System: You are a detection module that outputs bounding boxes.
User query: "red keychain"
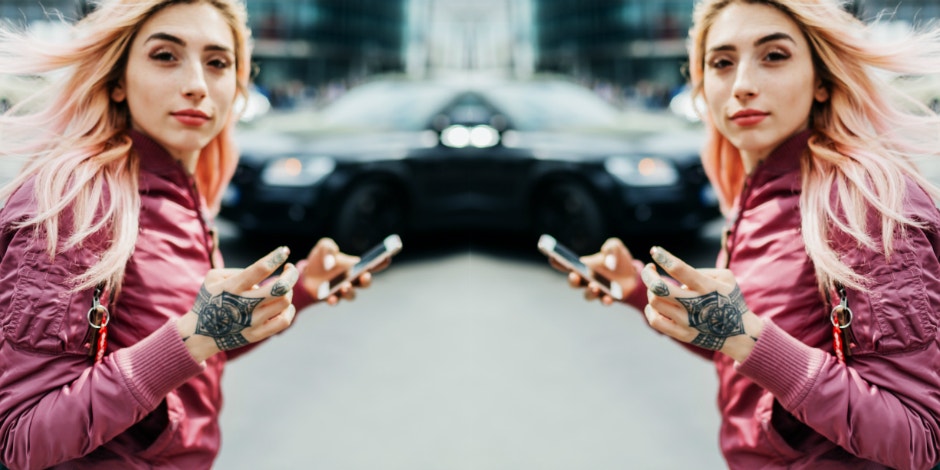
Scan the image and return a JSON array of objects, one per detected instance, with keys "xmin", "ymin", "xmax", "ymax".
[
  {"xmin": 87, "ymin": 286, "xmax": 110, "ymax": 364},
  {"xmin": 829, "ymin": 287, "xmax": 853, "ymax": 364}
]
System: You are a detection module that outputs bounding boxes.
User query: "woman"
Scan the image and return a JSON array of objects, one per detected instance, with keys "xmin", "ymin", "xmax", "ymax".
[
  {"xmin": 0, "ymin": 1, "xmax": 378, "ymax": 468},
  {"xmin": 556, "ymin": 1, "xmax": 940, "ymax": 468}
]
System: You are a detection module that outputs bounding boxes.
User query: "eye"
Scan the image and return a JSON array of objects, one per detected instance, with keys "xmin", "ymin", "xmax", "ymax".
[
  {"xmin": 208, "ymin": 58, "xmax": 231, "ymax": 70},
  {"xmin": 708, "ymin": 58, "xmax": 733, "ymax": 70},
  {"xmin": 150, "ymin": 50, "xmax": 176, "ymax": 62},
  {"xmin": 765, "ymin": 50, "xmax": 791, "ymax": 62}
]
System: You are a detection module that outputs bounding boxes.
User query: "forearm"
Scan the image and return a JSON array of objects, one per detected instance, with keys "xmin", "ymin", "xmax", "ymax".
[
  {"xmin": 0, "ymin": 321, "xmax": 202, "ymax": 469},
  {"xmin": 739, "ymin": 321, "xmax": 940, "ymax": 469}
]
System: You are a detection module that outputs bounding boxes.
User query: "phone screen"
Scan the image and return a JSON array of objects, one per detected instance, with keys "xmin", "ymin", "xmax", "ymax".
[
  {"xmin": 538, "ymin": 234, "xmax": 622, "ymax": 300},
  {"xmin": 317, "ymin": 234, "xmax": 403, "ymax": 300}
]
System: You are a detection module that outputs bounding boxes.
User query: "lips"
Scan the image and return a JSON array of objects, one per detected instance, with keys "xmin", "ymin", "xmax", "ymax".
[
  {"xmin": 730, "ymin": 109, "xmax": 768, "ymax": 126},
  {"xmin": 172, "ymin": 109, "xmax": 210, "ymax": 126}
]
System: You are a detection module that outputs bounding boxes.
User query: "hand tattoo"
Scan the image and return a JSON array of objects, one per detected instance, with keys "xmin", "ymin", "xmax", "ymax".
[
  {"xmin": 677, "ymin": 286, "xmax": 748, "ymax": 351},
  {"xmin": 192, "ymin": 285, "xmax": 262, "ymax": 351}
]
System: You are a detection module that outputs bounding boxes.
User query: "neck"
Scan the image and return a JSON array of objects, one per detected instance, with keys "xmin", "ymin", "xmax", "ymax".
[
  {"xmin": 176, "ymin": 152, "xmax": 199, "ymax": 174},
  {"xmin": 740, "ymin": 150, "xmax": 768, "ymax": 175}
]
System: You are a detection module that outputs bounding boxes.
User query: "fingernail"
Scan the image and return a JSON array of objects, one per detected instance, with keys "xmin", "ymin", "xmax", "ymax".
[
  {"xmin": 604, "ymin": 254, "xmax": 617, "ymax": 271},
  {"xmin": 323, "ymin": 254, "xmax": 336, "ymax": 271},
  {"xmin": 650, "ymin": 246, "xmax": 661, "ymax": 256}
]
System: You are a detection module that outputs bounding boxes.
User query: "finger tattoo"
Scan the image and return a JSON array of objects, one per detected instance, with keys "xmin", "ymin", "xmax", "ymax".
[
  {"xmin": 270, "ymin": 278, "xmax": 290, "ymax": 297},
  {"xmin": 266, "ymin": 249, "xmax": 288, "ymax": 269},
  {"xmin": 650, "ymin": 279, "xmax": 670, "ymax": 297},
  {"xmin": 677, "ymin": 290, "xmax": 747, "ymax": 351},
  {"xmin": 193, "ymin": 286, "xmax": 262, "ymax": 351},
  {"xmin": 652, "ymin": 248, "xmax": 675, "ymax": 269}
]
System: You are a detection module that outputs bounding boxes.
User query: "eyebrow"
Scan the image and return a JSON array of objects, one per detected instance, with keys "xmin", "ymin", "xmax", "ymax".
[
  {"xmin": 707, "ymin": 32, "xmax": 796, "ymax": 53},
  {"xmin": 144, "ymin": 32, "xmax": 233, "ymax": 54}
]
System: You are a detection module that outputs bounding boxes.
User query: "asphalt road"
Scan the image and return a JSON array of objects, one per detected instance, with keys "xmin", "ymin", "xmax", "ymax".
[{"xmin": 213, "ymin": 222, "xmax": 727, "ymax": 469}]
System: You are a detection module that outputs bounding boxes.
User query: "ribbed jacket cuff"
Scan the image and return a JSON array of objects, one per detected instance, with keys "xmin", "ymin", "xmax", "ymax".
[
  {"xmin": 736, "ymin": 320, "xmax": 828, "ymax": 409},
  {"xmin": 113, "ymin": 320, "xmax": 204, "ymax": 410}
]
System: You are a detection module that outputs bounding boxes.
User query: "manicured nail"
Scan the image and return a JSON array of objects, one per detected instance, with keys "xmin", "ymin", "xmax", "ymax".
[
  {"xmin": 323, "ymin": 253, "xmax": 336, "ymax": 271},
  {"xmin": 604, "ymin": 254, "xmax": 617, "ymax": 271}
]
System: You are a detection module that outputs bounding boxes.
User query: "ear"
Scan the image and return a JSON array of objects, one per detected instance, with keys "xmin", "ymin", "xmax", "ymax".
[
  {"xmin": 111, "ymin": 80, "xmax": 126, "ymax": 103},
  {"xmin": 813, "ymin": 79, "xmax": 829, "ymax": 103}
]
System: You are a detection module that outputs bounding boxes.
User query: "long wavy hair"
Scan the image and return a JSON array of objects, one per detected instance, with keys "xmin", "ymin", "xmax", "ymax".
[
  {"xmin": 0, "ymin": 0, "xmax": 252, "ymax": 293},
  {"xmin": 688, "ymin": 0, "xmax": 940, "ymax": 291}
]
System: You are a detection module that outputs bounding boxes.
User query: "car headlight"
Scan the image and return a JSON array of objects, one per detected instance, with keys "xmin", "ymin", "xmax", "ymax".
[
  {"xmin": 261, "ymin": 156, "xmax": 336, "ymax": 187},
  {"xmin": 604, "ymin": 156, "xmax": 679, "ymax": 187}
]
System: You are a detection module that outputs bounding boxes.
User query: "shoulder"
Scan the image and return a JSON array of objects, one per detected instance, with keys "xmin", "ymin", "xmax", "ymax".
[
  {"xmin": 901, "ymin": 176, "xmax": 940, "ymax": 227},
  {"xmin": 0, "ymin": 176, "xmax": 39, "ymax": 224}
]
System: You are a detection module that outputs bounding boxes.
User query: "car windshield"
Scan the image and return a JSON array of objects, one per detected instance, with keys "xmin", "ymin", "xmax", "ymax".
[
  {"xmin": 317, "ymin": 80, "xmax": 458, "ymax": 131},
  {"xmin": 481, "ymin": 80, "xmax": 622, "ymax": 131}
]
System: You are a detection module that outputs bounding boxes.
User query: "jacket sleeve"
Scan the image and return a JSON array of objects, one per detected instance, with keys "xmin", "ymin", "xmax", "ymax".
[
  {"xmin": 0, "ymin": 222, "xmax": 204, "ymax": 469},
  {"xmin": 737, "ymin": 212, "xmax": 940, "ymax": 469}
]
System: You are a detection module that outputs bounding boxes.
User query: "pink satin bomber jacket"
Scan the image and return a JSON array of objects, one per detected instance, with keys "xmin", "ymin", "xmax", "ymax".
[
  {"xmin": 0, "ymin": 131, "xmax": 315, "ymax": 469},
  {"xmin": 625, "ymin": 130, "xmax": 940, "ymax": 469}
]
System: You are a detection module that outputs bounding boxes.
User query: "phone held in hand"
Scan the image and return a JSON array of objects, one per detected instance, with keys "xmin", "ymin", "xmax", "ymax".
[
  {"xmin": 317, "ymin": 234, "xmax": 403, "ymax": 300},
  {"xmin": 537, "ymin": 234, "xmax": 623, "ymax": 300}
]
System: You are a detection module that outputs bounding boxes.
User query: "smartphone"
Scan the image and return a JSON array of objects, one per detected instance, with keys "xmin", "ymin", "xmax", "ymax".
[
  {"xmin": 317, "ymin": 234, "xmax": 403, "ymax": 300},
  {"xmin": 537, "ymin": 234, "xmax": 623, "ymax": 300}
]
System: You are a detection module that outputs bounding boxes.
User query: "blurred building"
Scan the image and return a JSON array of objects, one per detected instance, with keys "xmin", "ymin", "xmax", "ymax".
[
  {"xmin": 246, "ymin": 0, "xmax": 407, "ymax": 108},
  {"xmin": 1, "ymin": 0, "xmax": 938, "ymax": 109},
  {"xmin": 533, "ymin": 0, "xmax": 940, "ymax": 109},
  {"xmin": 536, "ymin": 0, "xmax": 692, "ymax": 107},
  {"xmin": 406, "ymin": 0, "xmax": 535, "ymax": 79},
  {"xmin": 853, "ymin": 0, "xmax": 940, "ymax": 23}
]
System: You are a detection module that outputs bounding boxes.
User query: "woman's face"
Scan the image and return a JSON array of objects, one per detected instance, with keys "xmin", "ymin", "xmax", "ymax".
[
  {"xmin": 701, "ymin": 2, "xmax": 828, "ymax": 170},
  {"xmin": 113, "ymin": 2, "xmax": 237, "ymax": 170}
]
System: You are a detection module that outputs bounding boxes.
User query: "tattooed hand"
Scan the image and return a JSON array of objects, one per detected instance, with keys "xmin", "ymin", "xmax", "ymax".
[
  {"xmin": 642, "ymin": 246, "xmax": 763, "ymax": 362},
  {"xmin": 177, "ymin": 246, "xmax": 300, "ymax": 362}
]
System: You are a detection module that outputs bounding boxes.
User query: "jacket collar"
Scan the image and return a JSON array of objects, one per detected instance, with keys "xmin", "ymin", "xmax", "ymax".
[
  {"xmin": 748, "ymin": 128, "xmax": 812, "ymax": 186},
  {"xmin": 128, "ymin": 130, "xmax": 191, "ymax": 183}
]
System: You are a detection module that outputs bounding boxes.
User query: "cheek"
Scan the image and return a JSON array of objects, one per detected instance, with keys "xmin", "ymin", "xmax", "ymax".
[
  {"xmin": 214, "ymin": 80, "xmax": 238, "ymax": 115},
  {"xmin": 702, "ymin": 83, "xmax": 725, "ymax": 123}
]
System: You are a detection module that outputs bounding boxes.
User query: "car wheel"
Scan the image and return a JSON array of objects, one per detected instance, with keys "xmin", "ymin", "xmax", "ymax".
[
  {"xmin": 331, "ymin": 181, "xmax": 406, "ymax": 254},
  {"xmin": 532, "ymin": 181, "xmax": 606, "ymax": 255}
]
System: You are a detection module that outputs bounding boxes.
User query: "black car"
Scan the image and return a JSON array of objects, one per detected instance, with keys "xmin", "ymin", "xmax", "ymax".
[{"xmin": 221, "ymin": 75, "xmax": 718, "ymax": 254}]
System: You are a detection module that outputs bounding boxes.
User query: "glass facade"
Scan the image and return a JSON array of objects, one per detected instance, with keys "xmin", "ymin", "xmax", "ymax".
[
  {"xmin": 855, "ymin": 0, "xmax": 940, "ymax": 25},
  {"xmin": 246, "ymin": 0, "xmax": 407, "ymax": 106},
  {"xmin": 0, "ymin": 0, "xmax": 86, "ymax": 25},
  {"xmin": 533, "ymin": 0, "xmax": 940, "ymax": 108},
  {"xmin": 1, "ymin": 0, "xmax": 938, "ymax": 110},
  {"xmin": 535, "ymin": 0, "xmax": 694, "ymax": 107}
]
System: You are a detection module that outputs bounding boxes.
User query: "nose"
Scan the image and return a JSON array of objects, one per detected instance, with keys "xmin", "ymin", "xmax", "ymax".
[
  {"xmin": 732, "ymin": 62, "xmax": 758, "ymax": 101},
  {"xmin": 181, "ymin": 61, "xmax": 208, "ymax": 100}
]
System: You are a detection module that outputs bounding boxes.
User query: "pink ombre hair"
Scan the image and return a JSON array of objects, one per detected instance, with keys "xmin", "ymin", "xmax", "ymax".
[
  {"xmin": 0, "ymin": 0, "xmax": 252, "ymax": 293},
  {"xmin": 688, "ymin": 0, "xmax": 940, "ymax": 291}
]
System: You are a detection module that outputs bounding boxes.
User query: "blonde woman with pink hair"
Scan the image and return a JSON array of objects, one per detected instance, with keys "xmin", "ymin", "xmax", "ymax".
[
  {"xmin": 553, "ymin": 0, "xmax": 940, "ymax": 468},
  {"xmin": 0, "ymin": 1, "xmax": 380, "ymax": 468}
]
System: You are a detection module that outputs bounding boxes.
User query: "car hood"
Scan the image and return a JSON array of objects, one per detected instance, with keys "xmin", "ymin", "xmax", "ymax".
[
  {"xmin": 235, "ymin": 129, "xmax": 437, "ymax": 164},
  {"xmin": 506, "ymin": 127, "xmax": 705, "ymax": 163},
  {"xmin": 234, "ymin": 127, "xmax": 706, "ymax": 164}
]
